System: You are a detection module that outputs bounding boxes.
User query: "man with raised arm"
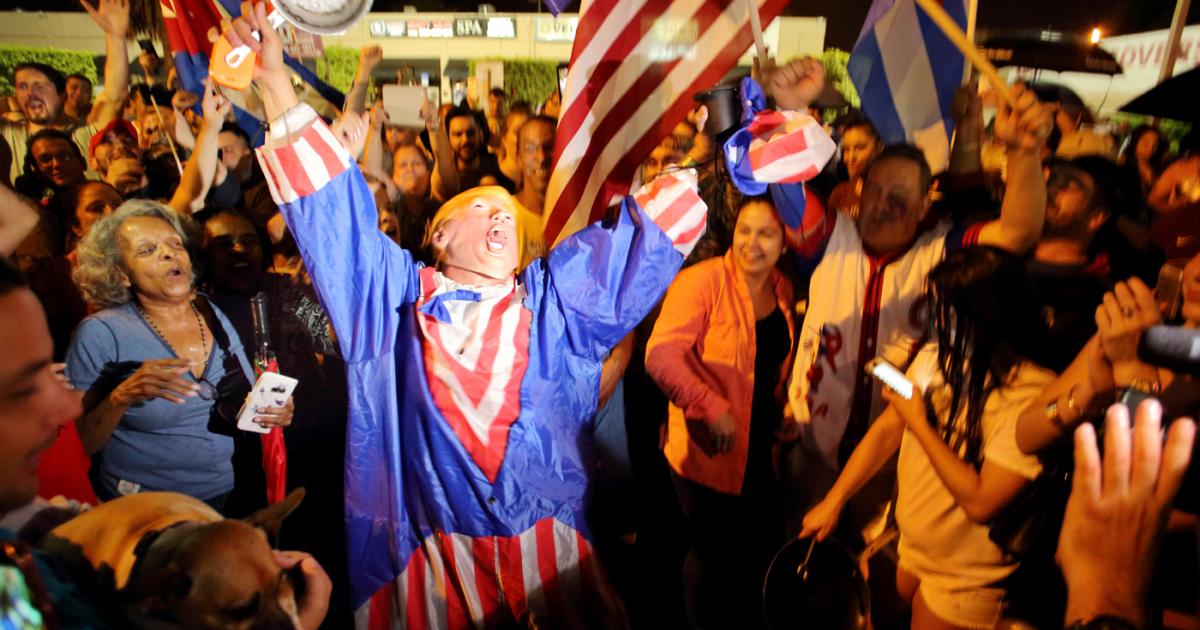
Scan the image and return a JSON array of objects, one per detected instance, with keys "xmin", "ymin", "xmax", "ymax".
[
  {"xmin": 773, "ymin": 60, "xmax": 1053, "ymax": 536},
  {"xmin": 1, "ymin": 0, "xmax": 130, "ymax": 183},
  {"xmin": 223, "ymin": 4, "xmax": 707, "ymax": 625}
]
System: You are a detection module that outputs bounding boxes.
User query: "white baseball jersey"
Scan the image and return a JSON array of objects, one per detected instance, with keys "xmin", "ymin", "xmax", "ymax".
[{"xmin": 788, "ymin": 214, "xmax": 981, "ymax": 467}]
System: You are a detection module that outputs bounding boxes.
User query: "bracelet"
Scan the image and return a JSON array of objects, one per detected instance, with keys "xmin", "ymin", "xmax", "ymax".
[
  {"xmin": 1046, "ymin": 399, "xmax": 1065, "ymax": 430},
  {"xmin": 1065, "ymin": 385, "xmax": 1080, "ymax": 421},
  {"xmin": 1123, "ymin": 378, "xmax": 1161, "ymax": 396}
]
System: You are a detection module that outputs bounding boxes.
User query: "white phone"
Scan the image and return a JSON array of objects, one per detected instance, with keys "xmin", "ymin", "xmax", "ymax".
[
  {"xmin": 382, "ymin": 84, "xmax": 426, "ymax": 128},
  {"xmin": 865, "ymin": 357, "xmax": 914, "ymax": 400},
  {"xmin": 236, "ymin": 371, "xmax": 298, "ymax": 434}
]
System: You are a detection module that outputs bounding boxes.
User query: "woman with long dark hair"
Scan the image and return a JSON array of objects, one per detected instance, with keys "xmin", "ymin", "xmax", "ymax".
[{"xmin": 800, "ymin": 246, "xmax": 1055, "ymax": 629}]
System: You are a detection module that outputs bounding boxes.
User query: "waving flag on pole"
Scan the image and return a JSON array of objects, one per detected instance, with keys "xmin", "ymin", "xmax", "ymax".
[
  {"xmin": 542, "ymin": 0, "xmax": 789, "ymax": 245},
  {"xmin": 849, "ymin": 0, "xmax": 967, "ymax": 172},
  {"xmin": 160, "ymin": 0, "xmax": 345, "ymax": 146}
]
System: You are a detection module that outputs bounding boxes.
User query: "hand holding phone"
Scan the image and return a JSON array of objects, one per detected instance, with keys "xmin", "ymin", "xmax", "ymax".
[
  {"xmin": 237, "ymin": 371, "xmax": 298, "ymax": 433},
  {"xmin": 866, "ymin": 357, "xmax": 914, "ymax": 400}
]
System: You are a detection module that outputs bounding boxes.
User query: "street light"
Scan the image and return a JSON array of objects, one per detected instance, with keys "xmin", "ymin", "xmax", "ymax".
[{"xmin": 1090, "ymin": 27, "xmax": 1102, "ymax": 44}]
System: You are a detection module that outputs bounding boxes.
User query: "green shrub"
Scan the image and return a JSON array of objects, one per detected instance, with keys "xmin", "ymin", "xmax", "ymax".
[
  {"xmin": 821, "ymin": 47, "xmax": 859, "ymax": 111},
  {"xmin": 0, "ymin": 46, "xmax": 98, "ymax": 95},
  {"xmin": 469, "ymin": 58, "xmax": 558, "ymax": 107},
  {"xmin": 1110, "ymin": 113, "xmax": 1192, "ymax": 155},
  {"xmin": 313, "ymin": 45, "xmax": 362, "ymax": 93}
]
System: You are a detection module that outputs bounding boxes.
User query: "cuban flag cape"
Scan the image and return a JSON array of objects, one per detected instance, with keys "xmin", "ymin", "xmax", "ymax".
[{"xmin": 848, "ymin": 0, "xmax": 968, "ymax": 171}]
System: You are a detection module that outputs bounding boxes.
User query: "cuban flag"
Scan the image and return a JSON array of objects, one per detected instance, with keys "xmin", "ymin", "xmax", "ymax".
[
  {"xmin": 849, "ymin": 0, "xmax": 967, "ymax": 172},
  {"xmin": 160, "ymin": 0, "xmax": 345, "ymax": 147}
]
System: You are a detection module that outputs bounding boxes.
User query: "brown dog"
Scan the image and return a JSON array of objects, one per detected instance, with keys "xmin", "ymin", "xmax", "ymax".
[{"xmin": 42, "ymin": 489, "xmax": 307, "ymax": 629}]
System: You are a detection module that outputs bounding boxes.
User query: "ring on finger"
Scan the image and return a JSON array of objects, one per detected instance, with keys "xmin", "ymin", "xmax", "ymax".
[{"xmin": 1121, "ymin": 305, "xmax": 1135, "ymax": 318}]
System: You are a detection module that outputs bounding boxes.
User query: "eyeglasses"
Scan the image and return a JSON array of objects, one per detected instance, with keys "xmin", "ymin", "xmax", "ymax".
[{"xmin": 195, "ymin": 376, "xmax": 218, "ymax": 401}]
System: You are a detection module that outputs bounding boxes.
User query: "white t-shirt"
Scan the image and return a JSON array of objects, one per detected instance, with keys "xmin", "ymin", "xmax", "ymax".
[{"xmin": 895, "ymin": 345, "xmax": 1053, "ymax": 592}]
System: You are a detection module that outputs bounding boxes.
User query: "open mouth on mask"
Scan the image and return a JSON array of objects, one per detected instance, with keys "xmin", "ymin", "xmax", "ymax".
[{"xmin": 486, "ymin": 228, "xmax": 509, "ymax": 253}]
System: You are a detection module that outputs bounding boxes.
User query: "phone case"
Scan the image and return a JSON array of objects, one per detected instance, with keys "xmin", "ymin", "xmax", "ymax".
[{"xmin": 236, "ymin": 371, "xmax": 298, "ymax": 434}]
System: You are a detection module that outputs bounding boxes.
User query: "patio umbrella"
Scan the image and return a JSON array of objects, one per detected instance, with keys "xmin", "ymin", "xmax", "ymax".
[
  {"xmin": 980, "ymin": 30, "xmax": 1123, "ymax": 75},
  {"xmin": 1120, "ymin": 66, "xmax": 1200, "ymax": 123}
]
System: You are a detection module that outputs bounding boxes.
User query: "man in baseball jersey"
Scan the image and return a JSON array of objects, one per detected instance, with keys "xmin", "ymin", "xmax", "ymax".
[{"xmin": 780, "ymin": 68, "xmax": 1053, "ymax": 536}]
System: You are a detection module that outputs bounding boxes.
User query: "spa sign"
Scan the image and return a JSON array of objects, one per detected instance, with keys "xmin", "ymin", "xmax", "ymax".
[{"xmin": 370, "ymin": 17, "xmax": 516, "ymax": 39}]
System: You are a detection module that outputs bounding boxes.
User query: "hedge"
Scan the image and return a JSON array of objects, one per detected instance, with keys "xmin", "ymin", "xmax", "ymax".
[
  {"xmin": 821, "ymin": 47, "xmax": 859, "ymax": 111},
  {"xmin": 469, "ymin": 58, "xmax": 558, "ymax": 107},
  {"xmin": 0, "ymin": 46, "xmax": 99, "ymax": 95},
  {"xmin": 313, "ymin": 45, "xmax": 362, "ymax": 94}
]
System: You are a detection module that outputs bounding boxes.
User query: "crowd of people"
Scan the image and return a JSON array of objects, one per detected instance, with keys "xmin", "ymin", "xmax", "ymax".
[{"xmin": 1, "ymin": 1, "xmax": 1199, "ymax": 628}]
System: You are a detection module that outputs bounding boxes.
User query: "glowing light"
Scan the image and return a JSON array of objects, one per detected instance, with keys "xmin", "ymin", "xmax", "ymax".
[{"xmin": 1090, "ymin": 27, "xmax": 1102, "ymax": 44}]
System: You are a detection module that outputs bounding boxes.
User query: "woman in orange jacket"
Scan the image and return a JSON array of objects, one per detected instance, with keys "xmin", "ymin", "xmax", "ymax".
[{"xmin": 646, "ymin": 196, "xmax": 797, "ymax": 627}]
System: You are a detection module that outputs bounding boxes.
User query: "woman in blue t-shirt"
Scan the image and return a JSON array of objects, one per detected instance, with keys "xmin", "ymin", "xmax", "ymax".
[{"xmin": 65, "ymin": 200, "xmax": 293, "ymax": 511}]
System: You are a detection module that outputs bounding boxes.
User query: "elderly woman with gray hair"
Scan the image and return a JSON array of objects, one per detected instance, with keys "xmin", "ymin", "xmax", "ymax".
[{"xmin": 65, "ymin": 200, "xmax": 293, "ymax": 511}]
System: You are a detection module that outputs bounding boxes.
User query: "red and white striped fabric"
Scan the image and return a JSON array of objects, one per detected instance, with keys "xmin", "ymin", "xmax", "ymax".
[
  {"xmin": 255, "ymin": 104, "xmax": 352, "ymax": 205},
  {"xmin": 542, "ymin": 0, "xmax": 789, "ymax": 246},
  {"xmin": 743, "ymin": 110, "xmax": 837, "ymax": 184},
  {"xmin": 415, "ymin": 268, "xmax": 531, "ymax": 483},
  {"xmin": 367, "ymin": 518, "xmax": 622, "ymax": 629},
  {"xmin": 631, "ymin": 169, "xmax": 707, "ymax": 257}
]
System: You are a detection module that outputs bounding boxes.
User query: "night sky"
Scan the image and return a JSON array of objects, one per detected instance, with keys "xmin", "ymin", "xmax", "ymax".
[{"xmin": 8, "ymin": 0, "xmax": 1200, "ymax": 50}]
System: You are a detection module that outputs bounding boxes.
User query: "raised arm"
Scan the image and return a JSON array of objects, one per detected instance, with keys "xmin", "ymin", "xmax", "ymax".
[
  {"xmin": 947, "ymin": 79, "xmax": 983, "ymax": 176},
  {"xmin": 229, "ymin": 2, "xmax": 418, "ymax": 362},
  {"xmin": 975, "ymin": 84, "xmax": 1052, "ymax": 253},
  {"xmin": 427, "ymin": 100, "xmax": 460, "ymax": 202},
  {"xmin": 344, "ymin": 45, "xmax": 381, "ymax": 116},
  {"xmin": 80, "ymin": 0, "xmax": 130, "ymax": 127},
  {"xmin": 359, "ymin": 102, "xmax": 396, "ymax": 202},
  {"xmin": 168, "ymin": 79, "xmax": 230, "ymax": 214},
  {"xmin": 537, "ymin": 170, "xmax": 707, "ymax": 361}
]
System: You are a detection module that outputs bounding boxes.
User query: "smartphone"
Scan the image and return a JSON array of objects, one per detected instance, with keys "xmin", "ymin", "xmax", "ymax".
[
  {"xmin": 382, "ymin": 84, "xmax": 426, "ymax": 128},
  {"xmin": 865, "ymin": 357, "xmax": 914, "ymax": 400},
  {"xmin": 236, "ymin": 371, "xmax": 298, "ymax": 434},
  {"xmin": 1156, "ymin": 261, "xmax": 1185, "ymax": 322},
  {"xmin": 557, "ymin": 62, "xmax": 569, "ymax": 96}
]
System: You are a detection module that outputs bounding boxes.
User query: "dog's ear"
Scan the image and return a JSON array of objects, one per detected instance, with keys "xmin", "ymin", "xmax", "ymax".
[
  {"xmin": 244, "ymin": 488, "xmax": 306, "ymax": 538},
  {"xmin": 125, "ymin": 563, "xmax": 193, "ymax": 615}
]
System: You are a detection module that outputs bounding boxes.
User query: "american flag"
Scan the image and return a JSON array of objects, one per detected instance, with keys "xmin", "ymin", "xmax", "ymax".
[{"xmin": 542, "ymin": 0, "xmax": 789, "ymax": 245}]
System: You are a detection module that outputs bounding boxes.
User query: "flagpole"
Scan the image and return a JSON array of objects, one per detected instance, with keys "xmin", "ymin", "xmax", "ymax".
[
  {"xmin": 913, "ymin": 0, "xmax": 1014, "ymax": 107},
  {"xmin": 962, "ymin": 0, "xmax": 978, "ymax": 84},
  {"xmin": 1158, "ymin": 0, "xmax": 1192, "ymax": 83},
  {"xmin": 744, "ymin": 0, "xmax": 768, "ymax": 69}
]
